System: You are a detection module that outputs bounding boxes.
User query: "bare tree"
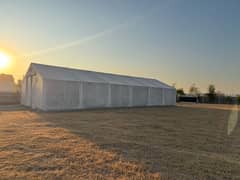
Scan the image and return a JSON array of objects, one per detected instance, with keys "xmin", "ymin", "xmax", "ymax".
[
  {"xmin": 189, "ymin": 84, "xmax": 200, "ymax": 96},
  {"xmin": 208, "ymin": 84, "xmax": 216, "ymax": 95},
  {"xmin": 177, "ymin": 88, "xmax": 185, "ymax": 96},
  {"xmin": 207, "ymin": 84, "xmax": 216, "ymax": 103}
]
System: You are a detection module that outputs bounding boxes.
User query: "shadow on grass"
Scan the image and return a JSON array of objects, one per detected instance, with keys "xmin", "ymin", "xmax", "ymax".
[{"xmin": 39, "ymin": 105, "xmax": 240, "ymax": 179}]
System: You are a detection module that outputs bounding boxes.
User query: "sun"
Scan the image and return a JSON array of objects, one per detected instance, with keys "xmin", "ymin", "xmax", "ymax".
[{"xmin": 0, "ymin": 52, "xmax": 10, "ymax": 69}]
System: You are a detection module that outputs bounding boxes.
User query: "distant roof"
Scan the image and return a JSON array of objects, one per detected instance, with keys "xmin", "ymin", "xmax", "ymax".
[
  {"xmin": 27, "ymin": 63, "xmax": 174, "ymax": 89},
  {"xmin": 0, "ymin": 74, "xmax": 16, "ymax": 93},
  {"xmin": 0, "ymin": 74, "xmax": 14, "ymax": 81}
]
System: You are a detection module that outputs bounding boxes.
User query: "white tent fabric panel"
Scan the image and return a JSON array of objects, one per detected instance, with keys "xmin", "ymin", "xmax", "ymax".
[
  {"xmin": 149, "ymin": 87, "xmax": 163, "ymax": 106},
  {"xmin": 21, "ymin": 73, "xmax": 44, "ymax": 109},
  {"xmin": 21, "ymin": 78, "xmax": 27, "ymax": 105},
  {"xmin": 164, "ymin": 89, "xmax": 176, "ymax": 106},
  {"xmin": 171, "ymin": 89, "xmax": 177, "ymax": 105},
  {"xmin": 132, "ymin": 86, "xmax": 149, "ymax": 106},
  {"xmin": 26, "ymin": 77, "xmax": 32, "ymax": 106},
  {"xmin": 31, "ymin": 76, "xmax": 38, "ymax": 109},
  {"xmin": 82, "ymin": 82, "xmax": 109, "ymax": 108},
  {"xmin": 45, "ymin": 80, "xmax": 80, "ymax": 110},
  {"xmin": 110, "ymin": 84, "xmax": 130, "ymax": 107},
  {"xmin": 31, "ymin": 74, "xmax": 43, "ymax": 109},
  {"xmin": 63, "ymin": 81, "xmax": 80, "ymax": 109},
  {"xmin": 41, "ymin": 80, "xmax": 174, "ymax": 110},
  {"xmin": 45, "ymin": 80, "xmax": 65, "ymax": 109}
]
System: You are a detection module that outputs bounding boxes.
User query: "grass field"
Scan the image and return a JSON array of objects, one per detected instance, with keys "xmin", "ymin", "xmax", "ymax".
[{"xmin": 0, "ymin": 103, "xmax": 239, "ymax": 179}]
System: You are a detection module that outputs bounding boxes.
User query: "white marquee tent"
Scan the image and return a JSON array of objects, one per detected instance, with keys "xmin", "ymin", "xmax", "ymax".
[{"xmin": 21, "ymin": 63, "xmax": 176, "ymax": 111}]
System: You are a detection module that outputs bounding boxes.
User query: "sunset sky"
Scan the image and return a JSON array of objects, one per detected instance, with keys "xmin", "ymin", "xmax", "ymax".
[{"xmin": 0, "ymin": 0, "xmax": 239, "ymax": 94}]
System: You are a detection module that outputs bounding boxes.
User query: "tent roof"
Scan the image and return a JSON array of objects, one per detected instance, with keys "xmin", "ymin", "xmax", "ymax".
[{"xmin": 28, "ymin": 63, "xmax": 174, "ymax": 89}]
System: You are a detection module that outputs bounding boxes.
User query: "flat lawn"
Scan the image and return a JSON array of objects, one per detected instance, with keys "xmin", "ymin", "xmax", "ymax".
[{"xmin": 0, "ymin": 104, "xmax": 239, "ymax": 179}]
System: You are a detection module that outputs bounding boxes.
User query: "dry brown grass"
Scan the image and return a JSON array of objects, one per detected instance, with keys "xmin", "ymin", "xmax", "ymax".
[{"xmin": 0, "ymin": 103, "xmax": 239, "ymax": 179}]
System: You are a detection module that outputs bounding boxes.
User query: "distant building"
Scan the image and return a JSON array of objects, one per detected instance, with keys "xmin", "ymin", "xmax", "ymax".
[
  {"xmin": 21, "ymin": 63, "xmax": 176, "ymax": 111},
  {"xmin": 0, "ymin": 74, "xmax": 16, "ymax": 93}
]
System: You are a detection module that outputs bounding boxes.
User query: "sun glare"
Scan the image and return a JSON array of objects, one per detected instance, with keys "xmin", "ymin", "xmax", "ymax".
[{"xmin": 0, "ymin": 52, "xmax": 10, "ymax": 69}]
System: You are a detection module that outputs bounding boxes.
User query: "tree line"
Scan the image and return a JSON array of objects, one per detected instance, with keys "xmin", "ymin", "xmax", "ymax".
[{"xmin": 176, "ymin": 84, "xmax": 240, "ymax": 105}]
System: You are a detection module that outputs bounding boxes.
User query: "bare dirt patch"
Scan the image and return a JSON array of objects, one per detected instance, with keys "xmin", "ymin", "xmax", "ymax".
[{"xmin": 0, "ymin": 104, "xmax": 239, "ymax": 179}]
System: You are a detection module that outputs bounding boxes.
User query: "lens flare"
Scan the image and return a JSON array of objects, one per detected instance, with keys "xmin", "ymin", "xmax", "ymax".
[{"xmin": 227, "ymin": 105, "xmax": 239, "ymax": 135}]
